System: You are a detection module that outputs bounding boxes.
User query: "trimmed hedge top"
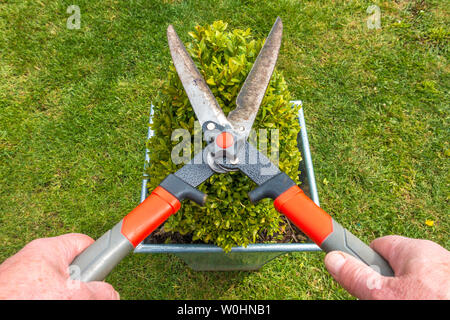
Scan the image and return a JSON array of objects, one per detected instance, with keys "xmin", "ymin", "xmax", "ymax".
[{"xmin": 147, "ymin": 21, "xmax": 302, "ymax": 251}]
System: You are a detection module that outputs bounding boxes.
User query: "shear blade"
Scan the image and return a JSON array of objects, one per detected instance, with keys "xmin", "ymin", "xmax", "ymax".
[
  {"xmin": 167, "ymin": 25, "xmax": 231, "ymax": 130},
  {"xmin": 227, "ymin": 17, "xmax": 283, "ymax": 139}
]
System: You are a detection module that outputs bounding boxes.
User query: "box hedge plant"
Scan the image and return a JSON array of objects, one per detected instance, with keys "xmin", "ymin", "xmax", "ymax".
[{"xmin": 146, "ymin": 21, "xmax": 302, "ymax": 252}]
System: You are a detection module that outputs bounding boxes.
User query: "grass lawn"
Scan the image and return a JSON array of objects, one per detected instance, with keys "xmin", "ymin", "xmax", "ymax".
[{"xmin": 0, "ymin": 0, "xmax": 448, "ymax": 299}]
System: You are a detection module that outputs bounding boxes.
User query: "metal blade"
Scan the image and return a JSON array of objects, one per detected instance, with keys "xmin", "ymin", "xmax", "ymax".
[
  {"xmin": 167, "ymin": 25, "xmax": 230, "ymax": 129},
  {"xmin": 227, "ymin": 17, "xmax": 283, "ymax": 139}
]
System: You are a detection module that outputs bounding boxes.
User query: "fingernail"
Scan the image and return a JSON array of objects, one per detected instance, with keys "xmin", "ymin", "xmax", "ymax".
[{"xmin": 325, "ymin": 252, "xmax": 346, "ymax": 275}]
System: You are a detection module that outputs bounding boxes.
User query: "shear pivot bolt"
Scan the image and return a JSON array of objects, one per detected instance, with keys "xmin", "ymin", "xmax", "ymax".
[
  {"xmin": 207, "ymin": 123, "xmax": 216, "ymax": 130},
  {"xmin": 216, "ymin": 132, "xmax": 234, "ymax": 149}
]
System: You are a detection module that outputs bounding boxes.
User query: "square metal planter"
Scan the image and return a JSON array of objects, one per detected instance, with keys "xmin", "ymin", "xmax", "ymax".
[{"xmin": 134, "ymin": 100, "xmax": 322, "ymax": 271}]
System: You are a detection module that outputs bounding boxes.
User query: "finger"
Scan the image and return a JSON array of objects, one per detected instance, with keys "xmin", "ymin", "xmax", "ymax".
[
  {"xmin": 84, "ymin": 281, "xmax": 120, "ymax": 300},
  {"xmin": 369, "ymin": 235, "xmax": 410, "ymax": 272},
  {"xmin": 373, "ymin": 235, "xmax": 450, "ymax": 257},
  {"xmin": 371, "ymin": 235, "xmax": 450, "ymax": 274},
  {"xmin": 48, "ymin": 233, "xmax": 95, "ymax": 269},
  {"xmin": 324, "ymin": 251, "xmax": 387, "ymax": 300},
  {"xmin": 17, "ymin": 234, "xmax": 94, "ymax": 267},
  {"xmin": 370, "ymin": 235, "xmax": 427, "ymax": 274}
]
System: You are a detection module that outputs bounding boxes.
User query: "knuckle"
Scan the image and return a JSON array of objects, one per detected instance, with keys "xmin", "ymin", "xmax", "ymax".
[{"xmin": 25, "ymin": 238, "xmax": 48, "ymax": 249}]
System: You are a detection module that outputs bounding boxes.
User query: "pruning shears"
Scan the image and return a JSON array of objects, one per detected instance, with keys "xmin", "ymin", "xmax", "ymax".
[{"xmin": 70, "ymin": 17, "xmax": 394, "ymax": 282}]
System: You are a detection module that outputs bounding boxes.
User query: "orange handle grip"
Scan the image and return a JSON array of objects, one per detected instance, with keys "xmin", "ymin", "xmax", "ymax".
[
  {"xmin": 121, "ymin": 186, "xmax": 181, "ymax": 247},
  {"xmin": 274, "ymin": 185, "xmax": 333, "ymax": 246},
  {"xmin": 273, "ymin": 184, "xmax": 394, "ymax": 276}
]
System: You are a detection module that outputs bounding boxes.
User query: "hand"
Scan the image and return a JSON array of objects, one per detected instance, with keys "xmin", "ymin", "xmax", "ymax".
[
  {"xmin": 324, "ymin": 235, "xmax": 450, "ymax": 300},
  {"xmin": 0, "ymin": 233, "xmax": 120, "ymax": 300}
]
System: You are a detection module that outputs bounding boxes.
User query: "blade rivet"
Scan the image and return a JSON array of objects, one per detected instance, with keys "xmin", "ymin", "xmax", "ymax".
[
  {"xmin": 207, "ymin": 123, "xmax": 216, "ymax": 130},
  {"xmin": 239, "ymin": 126, "xmax": 245, "ymax": 131},
  {"xmin": 216, "ymin": 132, "xmax": 234, "ymax": 149}
]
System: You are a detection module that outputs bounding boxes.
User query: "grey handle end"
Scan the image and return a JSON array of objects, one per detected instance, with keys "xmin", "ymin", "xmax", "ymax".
[
  {"xmin": 321, "ymin": 220, "xmax": 394, "ymax": 277},
  {"xmin": 69, "ymin": 221, "xmax": 134, "ymax": 282}
]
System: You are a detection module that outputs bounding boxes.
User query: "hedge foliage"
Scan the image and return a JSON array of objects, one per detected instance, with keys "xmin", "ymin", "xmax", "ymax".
[{"xmin": 147, "ymin": 21, "xmax": 302, "ymax": 251}]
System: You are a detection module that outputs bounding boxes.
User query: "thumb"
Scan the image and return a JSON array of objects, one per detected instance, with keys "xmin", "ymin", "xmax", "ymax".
[
  {"xmin": 324, "ymin": 251, "xmax": 387, "ymax": 300},
  {"xmin": 84, "ymin": 281, "xmax": 120, "ymax": 300}
]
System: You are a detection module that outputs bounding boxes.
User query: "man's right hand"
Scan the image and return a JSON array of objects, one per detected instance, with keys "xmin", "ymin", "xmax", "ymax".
[{"xmin": 324, "ymin": 235, "xmax": 450, "ymax": 300}]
